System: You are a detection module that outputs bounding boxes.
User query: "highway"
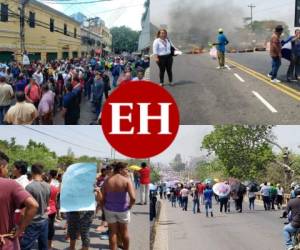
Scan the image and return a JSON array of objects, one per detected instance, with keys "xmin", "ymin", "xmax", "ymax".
[
  {"xmin": 154, "ymin": 198, "xmax": 284, "ymax": 250},
  {"xmin": 150, "ymin": 52, "xmax": 300, "ymax": 124}
]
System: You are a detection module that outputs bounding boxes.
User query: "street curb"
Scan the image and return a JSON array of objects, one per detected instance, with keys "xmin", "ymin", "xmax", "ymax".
[{"xmin": 150, "ymin": 200, "xmax": 162, "ymax": 250}]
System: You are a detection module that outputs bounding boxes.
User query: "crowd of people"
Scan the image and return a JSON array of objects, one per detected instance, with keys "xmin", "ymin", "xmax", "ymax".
[
  {"xmin": 0, "ymin": 54, "xmax": 149, "ymax": 125},
  {"xmin": 156, "ymin": 180, "xmax": 288, "ymax": 217},
  {"xmin": 0, "ymin": 150, "xmax": 151, "ymax": 250}
]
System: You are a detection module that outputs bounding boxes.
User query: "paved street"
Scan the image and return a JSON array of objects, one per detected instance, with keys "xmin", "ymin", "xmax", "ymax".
[
  {"xmin": 33, "ymin": 187, "xmax": 149, "ymax": 250},
  {"xmin": 154, "ymin": 198, "xmax": 284, "ymax": 250},
  {"xmin": 150, "ymin": 52, "xmax": 300, "ymax": 124}
]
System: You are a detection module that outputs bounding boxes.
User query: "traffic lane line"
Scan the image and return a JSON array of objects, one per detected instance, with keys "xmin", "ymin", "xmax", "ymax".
[
  {"xmin": 226, "ymin": 58, "xmax": 300, "ymax": 101},
  {"xmin": 252, "ymin": 91, "xmax": 278, "ymax": 113},
  {"xmin": 234, "ymin": 73, "xmax": 245, "ymax": 83},
  {"xmin": 225, "ymin": 64, "xmax": 231, "ymax": 70}
]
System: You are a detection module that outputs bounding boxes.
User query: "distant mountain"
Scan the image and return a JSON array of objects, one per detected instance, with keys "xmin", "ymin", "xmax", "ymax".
[{"xmin": 70, "ymin": 12, "xmax": 87, "ymax": 24}]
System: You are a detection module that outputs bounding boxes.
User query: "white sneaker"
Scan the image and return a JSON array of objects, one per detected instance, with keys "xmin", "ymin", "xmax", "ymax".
[
  {"xmin": 267, "ymin": 74, "xmax": 272, "ymax": 78},
  {"xmin": 159, "ymin": 83, "xmax": 164, "ymax": 87},
  {"xmin": 287, "ymin": 246, "xmax": 294, "ymax": 250},
  {"xmin": 271, "ymin": 79, "xmax": 281, "ymax": 83},
  {"xmin": 216, "ymin": 66, "xmax": 221, "ymax": 69},
  {"xmin": 169, "ymin": 82, "xmax": 175, "ymax": 86}
]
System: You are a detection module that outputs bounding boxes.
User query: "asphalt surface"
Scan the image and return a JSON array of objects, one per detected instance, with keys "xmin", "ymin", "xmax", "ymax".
[
  {"xmin": 154, "ymin": 198, "xmax": 284, "ymax": 250},
  {"xmin": 150, "ymin": 52, "xmax": 300, "ymax": 124},
  {"xmin": 33, "ymin": 187, "xmax": 149, "ymax": 250}
]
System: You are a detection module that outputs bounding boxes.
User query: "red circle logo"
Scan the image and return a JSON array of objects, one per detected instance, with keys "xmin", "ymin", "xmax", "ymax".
[{"xmin": 101, "ymin": 81, "xmax": 180, "ymax": 158}]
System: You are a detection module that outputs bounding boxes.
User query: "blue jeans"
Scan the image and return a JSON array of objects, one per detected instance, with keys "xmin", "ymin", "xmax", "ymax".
[
  {"xmin": 0, "ymin": 105, "xmax": 10, "ymax": 124},
  {"xmin": 193, "ymin": 199, "xmax": 200, "ymax": 214},
  {"xmin": 20, "ymin": 219, "xmax": 48, "ymax": 250},
  {"xmin": 171, "ymin": 198, "xmax": 176, "ymax": 207},
  {"xmin": 182, "ymin": 197, "xmax": 188, "ymax": 211},
  {"xmin": 205, "ymin": 200, "xmax": 212, "ymax": 216},
  {"xmin": 283, "ymin": 223, "xmax": 299, "ymax": 248},
  {"xmin": 269, "ymin": 57, "xmax": 281, "ymax": 80}
]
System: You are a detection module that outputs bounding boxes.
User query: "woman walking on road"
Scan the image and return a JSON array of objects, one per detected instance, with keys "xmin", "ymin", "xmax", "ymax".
[{"xmin": 153, "ymin": 29, "xmax": 175, "ymax": 87}]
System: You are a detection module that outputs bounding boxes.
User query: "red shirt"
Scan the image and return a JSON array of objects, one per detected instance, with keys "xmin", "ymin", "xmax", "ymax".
[
  {"xmin": 25, "ymin": 83, "xmax": 41, "ymax": 103},
  {"xmin": 197, "ymin": 183, "xmax": 205, "ymax": 194},
  {"xmin": 48, "ymin": 185, "xmax": 59, "ymax": 215},
  {"xmin": 139, "ymin": 166, "xmax": 150, "ymax": 185},
  {"xmin": 0, "ymin": 178, "xmax": 31, "ymax": 250}
]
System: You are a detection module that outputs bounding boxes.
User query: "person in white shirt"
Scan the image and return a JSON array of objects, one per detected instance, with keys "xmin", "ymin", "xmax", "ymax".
[
  {"xmin": 33, "ymin": 67, "xmax": 44, "ymax": 85},
  {"xmin": 180, "ymin": 186, "xmax": 189, "ymax": 211},
  {"xmin": 132, "ymin": 67, "xmax": 145, "ymax": 81},
  {"xmin": 13, "ymin": 160, "xmax": 30, "ymax": 188},
  {"xmin": 276, "ymin": 184, "xmax": 284, "ymax": 209},
  {"xmin": 153, "ymin": 29, "xmax": 174, "ymax": 86}
]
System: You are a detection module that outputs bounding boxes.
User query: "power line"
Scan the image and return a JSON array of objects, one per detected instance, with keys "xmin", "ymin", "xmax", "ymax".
[{"xmin": 21, "ymin": 125, "xmax": 107, "ymax": 155}]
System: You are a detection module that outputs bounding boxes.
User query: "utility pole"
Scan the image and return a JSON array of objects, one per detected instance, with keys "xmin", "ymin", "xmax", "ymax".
[
  {"xmin": 248, "ymin": 4, "xmax": 256, "ymax": 30},
  {"xmin": 19, "ymin": 0, "xmax": 29, "ymax": 54}
]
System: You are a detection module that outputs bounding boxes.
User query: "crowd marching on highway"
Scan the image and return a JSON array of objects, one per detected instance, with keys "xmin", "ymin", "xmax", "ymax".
[
  {"xmin": 151, "ymin": 178, "xmax": 300, "ymax": 250},
  {"xmin": 0, "ymin": 53, "xmax": 149, "ymax": 125},
  {"xmin": 0, "ymin": 151, "xmax": 151, "ymax": 250}
]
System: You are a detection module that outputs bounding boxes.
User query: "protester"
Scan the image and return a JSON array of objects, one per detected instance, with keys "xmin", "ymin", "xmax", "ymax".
[
  {"xmin": 132, "ymin": 67, "xmax": 145, "ymax": 81},
  {"xmin": 5, "ymin": 91, "xmax": 38, "ymax": 125},
  {"xmin": 261, "ymin": 182, "xmax": 271, "ymax": 211},
  {"xmin": 268, "ymin": 25, "xmax": 284, "ymax": 83},
  {"xmin": 270, "ymin": 183, "xmax": 278, "ymax": 210},
  {"xmin": 192, "ymin": 186, "xmax": 200, "ymax": 214},
  {"xmin": 248, "ymin": 187, "xmax": 256, "ymax": 210},
  {"xmin": 13, "ymin": 160, "xmax": 30, "ymax": 188},
  {"xmin": 25, "ymin": 77, "xmax": 41, "ymax": 109},
  {"xmin": 277, "ymin": 184, "xmax": 284, "ymax": 209},
  {"xmin": 138, "ymin": 162, "xmax": 150, "ymax": 205},
  {"xmin": 92, "ymin": 71, "xmax": 104, "ymax": 118},
  {"xmin": 62, "ymin": 83, "xmax": 79, "ymax": 125},
  {"xmin": 213, "ymin": 28, "xmax": 229, "ymax": 69},
  {"xmin": 286, "ymin": 29, "xmax": 300, "ymax": 82},
  {"xmin": 204, "ymin": 185, "xmax": 214, "ymax": 217},
  {"xmin": 153, "ymin": 29, "xmax": 175, "ymax": 86},
  {"xmin": 38, "ymin": 84, "xmax": 55, "ymax": 125},
  {"xmin": 20, "ymin": 163, "xmax": 51, "ymax": 250},
  {"xmin": 0, "ymin": 75, "xmax": 14, "ymax": 124},
  {"xmin": 180, "ymin": 186, "xmax": 189, "ymax": 211},
  {"xmin": 111, "ymin": 57, "xmax": 123, "ymax": 88},
  {"xmin": 101, "ymin": 162, "xmax": 136, "ymax": 250},
  {"xmin": 0, "ymin": 151, "xmax": 38, "ymax": 250},
  {"xmin": 45, "ymin": 172, "xmax": 59, "ymax": 250}
]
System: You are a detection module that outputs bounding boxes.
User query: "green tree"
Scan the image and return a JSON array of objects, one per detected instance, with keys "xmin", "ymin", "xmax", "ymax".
[
  {"xmin": 196, "ymin": 159, "xmax": 227, "ymax": 181},
  {"xmin": 170, "ymin": 154, "xmax": 186, "ymax": 172},
  {"xmin": 202, "ymin": 125, "xmax": 275, "ymax": 180},
  {"xmin": 110, "ymin": 26, "xmax": 140, "ymax": 54},
  {"xmin": 150, "ymin": 166, "xmax": 161, "ymax": 183}
]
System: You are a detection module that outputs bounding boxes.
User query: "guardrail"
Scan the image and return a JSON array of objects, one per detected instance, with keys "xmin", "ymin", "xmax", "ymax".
[{"xmin": 255, "ymin": 193, "xmax": 291, "ymax": 205}]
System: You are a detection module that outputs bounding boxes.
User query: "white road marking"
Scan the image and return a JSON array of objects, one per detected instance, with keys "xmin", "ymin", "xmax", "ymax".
[
  {"xmin": 225, "ymin": 64, "xmax": 231, "ymax": 70},
  {"xmin": 252, "ymin": 91, "xmax": 278, "ymax": 113},
  {"xmin": 234, "ymin": 73, "xmax": 245, "ymax": 82}
]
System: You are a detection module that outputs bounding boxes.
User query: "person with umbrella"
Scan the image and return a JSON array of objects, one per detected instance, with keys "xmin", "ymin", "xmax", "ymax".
[{"xmin": 213, "ymin": 182, "xmax": 231, "ymax": 213}]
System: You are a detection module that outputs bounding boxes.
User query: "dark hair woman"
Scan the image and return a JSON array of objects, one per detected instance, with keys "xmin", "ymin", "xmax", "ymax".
[{"xmin": 153, "ymin": 29, "xmax": 175, "ymax": 86}]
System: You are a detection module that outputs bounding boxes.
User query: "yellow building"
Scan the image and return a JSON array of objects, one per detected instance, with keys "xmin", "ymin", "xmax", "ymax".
[{"xmin": 0, "ymin": 0, "xmax": 81, "ymax": 63}]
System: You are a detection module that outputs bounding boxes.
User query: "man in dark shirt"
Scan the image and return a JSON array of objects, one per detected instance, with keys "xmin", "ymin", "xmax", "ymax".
[
  {"xmin": 20, "ymin": 163, "xmax": 50, "ymax": 250},
  {"xmin": 62, "ymin": 83, "xmax": 80, "ymax": 125},
  {"xmin": 283, "ymin": 188, "xmax": 300, "ymax": 250},
  {"xmin": 0, "ymin": 151, "xmax": 38, "ymax": 250}
]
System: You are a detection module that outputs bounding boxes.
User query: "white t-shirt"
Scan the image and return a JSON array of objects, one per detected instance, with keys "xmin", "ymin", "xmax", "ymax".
[
  {"xmin": 15, "ymin": 174, "xmax": 30, "ymax": 188},
  {"xmin": 153, "ymin": 38, "xmax": 171, "ymax": 56},
  {"xmin": 277, "ymin": 187, "xmax": 284, "ymax": 196},
  {"xmin": 180, "ymin": 188, "xmax": 189, "ymax": 197}
]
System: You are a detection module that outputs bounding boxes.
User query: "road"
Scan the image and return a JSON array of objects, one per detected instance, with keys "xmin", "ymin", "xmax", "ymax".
[
  {"xmin": 150, "ymin": 52, "xmax": 300, "ymax": 124},
  {"xmin": 154, "ymin": 198, "xmax": 284, "ymax": 250},
  {"xmin": 33, "ymin": 187, "xmax": 149, "ymax": 250}
]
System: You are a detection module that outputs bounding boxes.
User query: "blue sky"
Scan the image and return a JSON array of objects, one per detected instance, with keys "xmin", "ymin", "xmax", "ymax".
[
  {"xmin": 39, "ymin": 0, "xmax": 146, "ymax": 30},
  {"xmin": 0, "ymin": 126, "xmax": 299, "ymax": 164}
]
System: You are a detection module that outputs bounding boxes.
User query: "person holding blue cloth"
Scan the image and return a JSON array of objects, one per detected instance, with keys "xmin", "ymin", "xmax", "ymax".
[{"xmin": 213, "ymin": 28, "xmax": 229, "ymax": 69}]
